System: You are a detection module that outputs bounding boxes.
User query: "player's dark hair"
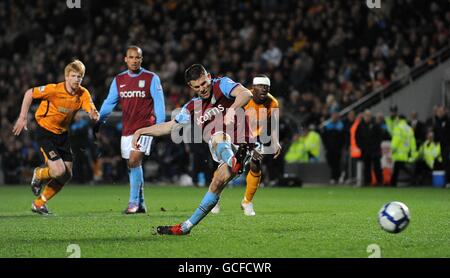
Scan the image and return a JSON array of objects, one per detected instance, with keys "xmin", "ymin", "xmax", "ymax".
[{"xmin": 185, "ymin": 64, "xmax": 207, "ymax": 83}]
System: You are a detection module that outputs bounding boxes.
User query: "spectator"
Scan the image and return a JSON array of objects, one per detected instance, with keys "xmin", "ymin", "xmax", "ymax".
[
  {"xmin": 375, "ymin": 112, "xmax": 391, "ymax": 140},
  {"xmin": 321, "ymin": 111, "xmax": 345, "ymax": 184},
  {"xmin": 355, "ymin": 110, "xmax": 383, "ymax": 186},
  {"xmin": 285, "ymin": 133, "xmax": 309, "ymax": 163},
  {"xmin": 433, "ymin": 106, "xmax": 450, "ymax": 187},
  {"xmin": 303, "ymin": 124, "xmax": 321, "ymax": 162},
  {"xmin": 391, "ymin": 58, "xmax": 411, "ymax": 84},
  {"xmin": 409, "ymin": 111, "xmax": 426, "ymax": 147},
  {"xmin": 390, "ymin": 115, "xmax": 417, "ymax": 186},
  {"xmin": 385, "ymin": 105, "xmax": 399, "ymax": 136},
  {"xmin": 261, "ymin": 41, "xmax": 282, "ymax": 68},
  {"xmin": 415, "ymin": 130, "xmax": 443, "ymax": 185}
]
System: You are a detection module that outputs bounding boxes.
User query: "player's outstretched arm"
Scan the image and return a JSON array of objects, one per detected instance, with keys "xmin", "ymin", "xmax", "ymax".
[
  {"xmin": 12, "ymin": 89, "xmax": 33, "ymax": 136},
  {"xmin": 132, "ymin": 119, "xmax": 177, "ymax": 148},
  {"xmin": 271, "ymin": 108, "xmax": 282, "ymax": 159},
  {"xmin": 230, "ymin": 85, "xmax": 253, "ymax": 108},
  {"xmin": 224, "ymin": 85, "xmax": 253, "ymax": 125}
]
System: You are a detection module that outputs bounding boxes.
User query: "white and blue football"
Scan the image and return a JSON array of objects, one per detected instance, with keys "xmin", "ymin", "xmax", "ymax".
[{"xmin": 378, "ymin": 201, "xmax": 410, "ymax": 233}]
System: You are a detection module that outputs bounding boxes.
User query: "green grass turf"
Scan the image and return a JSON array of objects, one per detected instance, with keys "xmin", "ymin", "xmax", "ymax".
[{"xmin": 0, "ymin": 185, "xmax": 449, "ymax": 258}]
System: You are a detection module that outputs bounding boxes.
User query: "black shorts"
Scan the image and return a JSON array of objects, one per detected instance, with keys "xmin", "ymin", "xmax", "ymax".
[{"xmin": 36, "ymin": 125, "xmax": 73, "ymax": 162}]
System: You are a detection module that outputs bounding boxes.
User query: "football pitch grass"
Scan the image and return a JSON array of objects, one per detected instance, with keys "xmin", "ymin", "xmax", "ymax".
[{"xmin": 0, "ymin": 184, "xmax": 449, "ymax": 258}]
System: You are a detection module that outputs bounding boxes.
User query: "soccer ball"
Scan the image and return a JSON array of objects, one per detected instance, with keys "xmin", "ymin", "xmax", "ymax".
[{"xmin": 378, "ymin": 201, "xmax": 410, "ymax": 233}]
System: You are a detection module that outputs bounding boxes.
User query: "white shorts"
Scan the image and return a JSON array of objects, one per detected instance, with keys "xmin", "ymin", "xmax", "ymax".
[
  {"xmin": 208, "ymin": 132, "xmax": 237, "ymax": 164},
  {"xmin": 121, "ymin": 135, "xmax": 153, "ymax": 159}
]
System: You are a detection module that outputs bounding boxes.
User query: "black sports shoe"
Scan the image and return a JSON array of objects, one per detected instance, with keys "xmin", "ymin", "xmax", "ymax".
[
  {"xmin": 156, "ymin": 224, "xmax": 190, "ymax": 235},
  {"xmin": 31, "ymin": 168, "xmax": 43, "ymax": 196},
  {"xmin": 231, "ymin": 144, "xmax": 253, "ymax": 175},
  {"xmin": 31, "ymin": 202, "xmax": 52, "ymax": 215}
]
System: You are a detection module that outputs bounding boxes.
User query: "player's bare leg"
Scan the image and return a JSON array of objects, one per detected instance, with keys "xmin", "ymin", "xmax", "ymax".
[
  {"xmin": 31, "ymin": 151, "xmax": 53, "ymax": 196},
  {"xmin": 32, "ymin": 160, "xmax": 72, "ymax": 215},
  {"xmin": 31, "ymin": 166, "xmax": 47, "ymax": 196},
  {"xmin": 210, "ymin": 161, "xmax": 236, "ymax": 214},
  {"xmin": 31, "ymin": 164, "xmax": 49, "ymax": 196},
  {"xmin": 125, "ymin": 150, "xmax": 146, "ymax": 214},
  {"xmin": 157, "ymin": 163, "xmax": 232, "ymax": 235},
  {"xmin": 156, "ymin": 141, "xmax": 252, "ymax": 235}
]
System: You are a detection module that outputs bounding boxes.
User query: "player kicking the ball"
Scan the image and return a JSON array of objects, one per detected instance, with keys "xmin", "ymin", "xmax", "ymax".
[
  {"xmin": 211, "ymin": 74, "xmax": 281, "ymax": 216},
  {"xmin": 132, "ymin": 64, "xmax": 253, "ymax": 235},
  {"xmin": 12, "ymin": 60, "xmax": 99, "ymax": 215}
]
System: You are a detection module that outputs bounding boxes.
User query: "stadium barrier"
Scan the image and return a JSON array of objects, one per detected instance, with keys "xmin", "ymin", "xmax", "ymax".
[{"xmin": 285, "ymin": 162, "xmax": 332, "ymax": 185}]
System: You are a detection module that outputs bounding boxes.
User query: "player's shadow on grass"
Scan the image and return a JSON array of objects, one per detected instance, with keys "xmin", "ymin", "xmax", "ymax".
[
  {"xmin": 259, "ymin": 226, "xmax": 310, "ymax": 233},
  {"xmin": 9, "ymin": 235, "xmax": 164, "ymax": 245},
  {"xmin": 0, "ymin": 212, "xmax": 191, "ymax": 221},
  {"xmin": 261, "ymin": 210, "xmax": 327, "ymax": 215},
  {"xmin": 0, "ymin": 214, "xmax": 48, "ymax": 219}
]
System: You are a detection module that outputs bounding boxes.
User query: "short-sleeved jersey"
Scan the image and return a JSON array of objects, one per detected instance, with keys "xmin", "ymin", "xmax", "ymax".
[
  {"xmin": 98, "ymin": 69, "xmax": 165, "ymax": 136},
  {"xmin": 175, "ymin": 77, "xmax": 251, "ymax": 144},
  {"xmin": 32, "ymin": 82, "xmax": 96, "ymax": 134},
  {"xmin": 116, "ymin": 70, "xmax": 163, "ymax": 135},
  {"xmin": 244, "ymin": 92, "xmax": 279, "ymax": 137}
]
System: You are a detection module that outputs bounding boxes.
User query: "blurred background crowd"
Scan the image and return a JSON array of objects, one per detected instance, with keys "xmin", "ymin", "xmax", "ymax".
[{"xmin": 0, "ymin": 0, "xmax": 449, "ymax": 186}]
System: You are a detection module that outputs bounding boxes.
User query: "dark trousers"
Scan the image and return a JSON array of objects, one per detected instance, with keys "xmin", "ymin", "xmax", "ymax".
[
  {"xmin": 391, "ymin": 161, "xmax": 413, "ymax": 186},
  {"xmin": 362, "ymin": 155, "xmax": 382, "ymax": 185},
  {"xmin": 326, "ymin": 151, "xmax": 341, "ymax": 180},
  {"xmin": 442, "ymin": 147, "xmax": 450, "ymax": 184},
  {"xmin": 414, "ymin": 160, "xmax": 433, "ymax": 185}
]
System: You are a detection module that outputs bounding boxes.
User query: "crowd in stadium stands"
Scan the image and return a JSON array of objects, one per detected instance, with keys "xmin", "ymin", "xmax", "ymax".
[{"xmin": 0, "ymin": 0, "xmax": 449, "ymax": 185}]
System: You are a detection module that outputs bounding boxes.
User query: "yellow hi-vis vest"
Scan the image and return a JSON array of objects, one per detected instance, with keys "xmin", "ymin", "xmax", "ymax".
[
  {"xmin": 419, "ymin": 140, "xmax": 442, "ymax": 169},
  {"xmin": 305, "ymin": 131, "xmax": 321, "ymax": 159},
  {"xmin": 391, "ymin": 119, "xmax": 417, "ymax": 162},
  {"xmin": 285, "ymin": 136, "xmax": 309, "ymax": 163}
]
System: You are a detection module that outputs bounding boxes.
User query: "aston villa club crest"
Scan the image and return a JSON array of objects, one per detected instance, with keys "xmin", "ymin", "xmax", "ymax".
[
  {"xmin": 139, "ymin": 80, "xmax": 145, "ymax": 88},
  {"xmin": 211, "ymin": 94, "xmax": 216, "ymax": 105}
]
